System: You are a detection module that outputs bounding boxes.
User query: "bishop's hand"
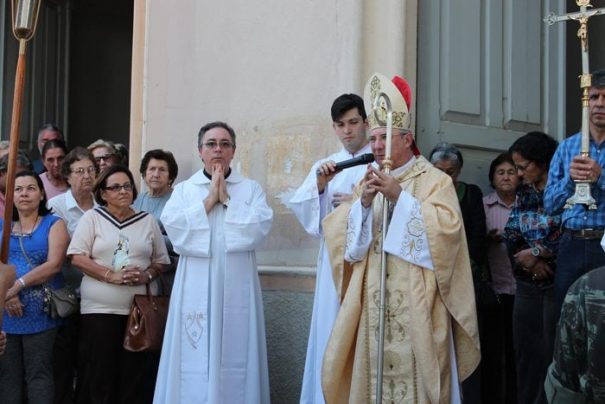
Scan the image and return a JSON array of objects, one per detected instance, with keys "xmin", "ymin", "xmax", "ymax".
[{"xmin": 362, "ymin": 165, "xmax": 402, "ymax": 207}]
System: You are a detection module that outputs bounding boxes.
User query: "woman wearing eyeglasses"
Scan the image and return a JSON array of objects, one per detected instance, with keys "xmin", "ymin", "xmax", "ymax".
[
  {"xmin": 87, "ymin": 139, "xmax": 120, "ymax": 172},
  {"xmin": 67, "ymin": 165, "xmax": 169, "ymax": 404},
  {"xmin": 504, "ymin": 132, "xmax": 561, "ymax": 404},
  {"xmin": 0, "ymin": 171, "xmax": 69, "ymax": 404}
]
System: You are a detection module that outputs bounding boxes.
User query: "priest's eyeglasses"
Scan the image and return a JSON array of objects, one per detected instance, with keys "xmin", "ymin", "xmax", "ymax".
[
  {"xmin": 202, "ymin": 141, "xmax": 234, "ymax": 150},
  {"xmin": 71, "ymin": 166, "xmax": 97, "ymax": 176},
  {"xmin": 104, "ymin": 183, "xmax": 133, "ymax": 192}
]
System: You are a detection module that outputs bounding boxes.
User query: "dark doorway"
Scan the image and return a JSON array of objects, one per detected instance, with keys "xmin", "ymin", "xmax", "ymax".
[{"xmin": 68, "ymin": 0, "xmax": 133, "ymax": 149}]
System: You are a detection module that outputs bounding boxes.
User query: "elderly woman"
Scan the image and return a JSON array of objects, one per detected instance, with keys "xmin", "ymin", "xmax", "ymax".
[
  {"xmin": 483, "ymin": 152, "xmax": 519, "ymax": 403},
  {"xmin": 40, "ymin": 139, "xmax": 69, "ymax": 199},
  {"xmin": 47, "ymin": 146, "xmax": 98, "ymax": 403},
  {"xmin": 0, "ymin": 171, "xmax": 69, "ymax": 403},
  {"xmin": 134, "ymin": 150, "xmax": 179, "ymax": 291},
  {"xmin": 429, "ymin": 142, "xmax": 487, "ymax": 268},
  {"xmin": 504, "ymin": 132, "xmax": 561, "ymax": 404},
  {"xmin": 87, "ymin": 139, "xmax": 120, "ymax": 172},
  {"xmin": 67, "ymin": 165, "xmax": 169, "ymax": 404},
  {"xmin": 429, "ymin": 142, "xmax": 488, "ymax": 404},
  {"xmin": 134, "ymin": 149, "xmax": 178, "ymax": 220}
]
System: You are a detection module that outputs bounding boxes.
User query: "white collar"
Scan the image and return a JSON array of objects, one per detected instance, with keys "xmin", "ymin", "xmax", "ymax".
[
  {"xmin": 190, "ymin": 168, "xmax": 245, "ymax": 185},
  {"xmin": 65, "ymin": 189, "xmax": 97, "ymax": 211}
]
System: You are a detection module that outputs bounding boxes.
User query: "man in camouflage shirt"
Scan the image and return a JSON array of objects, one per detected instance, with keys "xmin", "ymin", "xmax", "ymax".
[{"xmin": 545, "ymin": 266, "xmax": 605, "ymax": 403}]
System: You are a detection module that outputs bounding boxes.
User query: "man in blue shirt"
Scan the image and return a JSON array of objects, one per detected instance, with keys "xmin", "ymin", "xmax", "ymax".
[{"xmin": 544, "ymin": 68, "xmax": 605, "ymax": 318}]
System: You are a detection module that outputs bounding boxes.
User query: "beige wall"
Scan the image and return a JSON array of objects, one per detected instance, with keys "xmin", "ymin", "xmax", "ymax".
[{"xmin": 131, "ymin": 0, "xmax": 418, "ymax": 267}]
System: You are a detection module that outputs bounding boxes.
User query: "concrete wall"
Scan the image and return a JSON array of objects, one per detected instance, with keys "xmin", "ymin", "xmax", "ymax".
[
  {"xmin": 132, "ymin": 0, "xmax": 418, "ymax": 268},
  {"xmin": 130, "ymin": 2, "xmax": 418, "ymax": 399}
]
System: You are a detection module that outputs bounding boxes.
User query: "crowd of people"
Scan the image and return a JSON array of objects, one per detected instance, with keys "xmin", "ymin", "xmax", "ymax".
[{"xmin": 0, "ymin": 68, "xmax": 603, "ymax": 404}]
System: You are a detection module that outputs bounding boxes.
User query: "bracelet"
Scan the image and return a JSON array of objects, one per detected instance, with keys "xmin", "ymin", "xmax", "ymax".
[
  {"xmin": 17, "ymin": 278, "xmax": 26, "ymax": 288},
  {"xmin": 103, "ymin": 269, "xmax": 111, "ymax": 283}
]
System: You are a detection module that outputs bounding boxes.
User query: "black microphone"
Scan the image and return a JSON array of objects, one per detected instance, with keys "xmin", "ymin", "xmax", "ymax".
[{"xmin": 316, "ymin": 153, "xmax": 374, "ymax": 175}]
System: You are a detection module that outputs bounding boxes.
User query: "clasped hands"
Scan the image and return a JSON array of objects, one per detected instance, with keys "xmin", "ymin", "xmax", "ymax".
[
  {"xmin": 360, "ymin": 165, "xmax": 402, "ymax": 208},
  {"xmin": 570, "ymin": 155, "xmax": 601, "ymax": 183},
  {"xmin": 514, "ymin": 248, "xmax": 553, "ymax": 281},
  {"xmin": 204, "ymin": 163, "xmax": 230, "ymax": 212},
  {"xmin": 106, "ymin": 265, "xmax": 150, "ymax": 286}
]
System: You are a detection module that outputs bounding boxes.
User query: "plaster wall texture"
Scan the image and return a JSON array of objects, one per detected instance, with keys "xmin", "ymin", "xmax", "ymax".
[{"xmin": 138, "ymin": 0, "xmax": 417, "ymax": 267}]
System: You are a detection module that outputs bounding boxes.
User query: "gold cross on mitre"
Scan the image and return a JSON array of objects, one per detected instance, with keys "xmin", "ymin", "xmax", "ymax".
[{"xmin": 544, "ymin": 0, "xmax": 605, "ymax": 209}]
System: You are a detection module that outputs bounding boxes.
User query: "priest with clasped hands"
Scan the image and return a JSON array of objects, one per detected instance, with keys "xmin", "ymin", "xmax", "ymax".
[{"xmin": 154, "ymin": 121, "xmax": 273, "ymax": 404}]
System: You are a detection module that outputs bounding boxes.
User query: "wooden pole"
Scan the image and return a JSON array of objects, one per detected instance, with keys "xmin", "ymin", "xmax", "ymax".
[
  {"xmin": 1, "ymin": 39, "xmax": 27, "ymax": 264},
  {"xmin": 0, "ymin": 38, "xmax": 26, "ymax": 331}
]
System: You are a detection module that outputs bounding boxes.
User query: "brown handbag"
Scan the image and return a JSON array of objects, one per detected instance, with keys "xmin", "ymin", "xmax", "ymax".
[{"xmin": 123, "ymin": 277, "xmax": 170, "ymax": 352}]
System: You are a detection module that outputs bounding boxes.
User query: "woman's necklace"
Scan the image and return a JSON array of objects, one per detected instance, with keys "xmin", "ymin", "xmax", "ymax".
[{"xmin": 15, "ymin": 214, "xmax": 40, "ymax": 237}]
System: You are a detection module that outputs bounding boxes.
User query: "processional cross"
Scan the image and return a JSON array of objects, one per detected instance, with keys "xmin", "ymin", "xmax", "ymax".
[{"xmin": 544, "ymin": 0, "xmax": 605, "ymax": 209}]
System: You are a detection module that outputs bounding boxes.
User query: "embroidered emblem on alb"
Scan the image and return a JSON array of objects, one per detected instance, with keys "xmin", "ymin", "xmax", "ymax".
[
  {"xmin": 400, "ymin": 200, "xmax": 425, "ymax": 261},
  {"xmin": 372, "ymin": 288, "xmax": 407, "ymax": 343},
  {"xmin": 346, "ymin": 214, "xmax": 356, "ymax": 252},
  {"xmin": 184, "ymin": 311, "xmax": 204, "ymax": 349}
]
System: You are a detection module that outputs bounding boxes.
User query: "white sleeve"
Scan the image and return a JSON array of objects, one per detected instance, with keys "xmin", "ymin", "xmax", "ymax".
[
  {"xmin": 344, "ymin": 199, "xmax": 373, "ymax": 262},
  {"xmin": 160, "ymin": 183, "xmax": 212, "ymax": 258},
  {"xmin": 223, "ymin": 181, "xmax": 273, "ymax": 252},
  {"xmin": 383, "ymin": 191, "xmax": 434, "ymax": 270},
  {"xmin": 286, "ymin": 162, "xmax": 327, "ymax": 237}
]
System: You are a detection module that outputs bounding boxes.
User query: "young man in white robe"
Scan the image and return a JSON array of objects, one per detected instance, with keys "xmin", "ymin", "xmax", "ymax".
[
  {"xmin": 154, "ymin": 121, "xmax": 273, "ymax": 404},
  {"xmin": 321, "ymin": 73, "xmax": 480, "ymax": 403},
  {"xmin": 287, "ymin": 93, "xmax": 371, "ymax": 404}
]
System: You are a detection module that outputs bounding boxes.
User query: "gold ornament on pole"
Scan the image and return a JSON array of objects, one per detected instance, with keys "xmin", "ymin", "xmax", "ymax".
[
  {"xmin": 364, "ymin": 72, "xmax": 412, "ymax": 403},
  {"xmin": 371, "ymin": 90, "xmax": 392, "ymax": 404},
  {"xmin": 1, "ymin": 0, "xmax": 43, "ymax": 264},
  {"xmin": 544, "ymin": 0, "xmax": 605, "ymax": 209}
]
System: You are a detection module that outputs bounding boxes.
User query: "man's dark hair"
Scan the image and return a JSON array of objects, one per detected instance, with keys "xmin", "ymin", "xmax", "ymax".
[
  {"xmin": 93, "ymin": 164, "xmax": 138, "ymax": 206},
  {"xmin": 509, "ymin": 131, "xmax": 558, "ymax": 170},
  {"xmin": 61, "ymin": 147, "xmax": 97, "ymax": 180},
  {"xmin": 139, "ymin": 149, "xmax": 179, "ymax": 186},
  {"xmin": 12, "ymin": 170, "xmax": 52, "ymax": 220},
  {"xmin": 593, "ymin": 69, "xmax": 605, "ymax": 88},
  {"xmin": 488, "ymin": 152, "xmax": 515, "ymax": 188},
  {"xmin": 331, "ymin": 94, "xmax": 367, "ymax": 122},
  {"xmin": 197, "ymin": 121, "xmax": 236, "ymax": 148},
  {"xmin": 41, "ymin": 139, "xmax": 68, "ymax": 159}
]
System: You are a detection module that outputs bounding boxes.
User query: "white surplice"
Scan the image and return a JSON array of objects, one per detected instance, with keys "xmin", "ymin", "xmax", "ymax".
[
  {"xmin": 154, "ymin": 169, "xmax": 273, "ymax": 404},
  {"xmin": 287, "ymin": 144, "xmax": 371, "ymax": 404}
]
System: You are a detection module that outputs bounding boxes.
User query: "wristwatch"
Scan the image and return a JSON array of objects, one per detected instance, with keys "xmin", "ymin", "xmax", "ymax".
[{"xmin": 531, "ymin": 246, "xmax": 541, "ymax": 257}]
